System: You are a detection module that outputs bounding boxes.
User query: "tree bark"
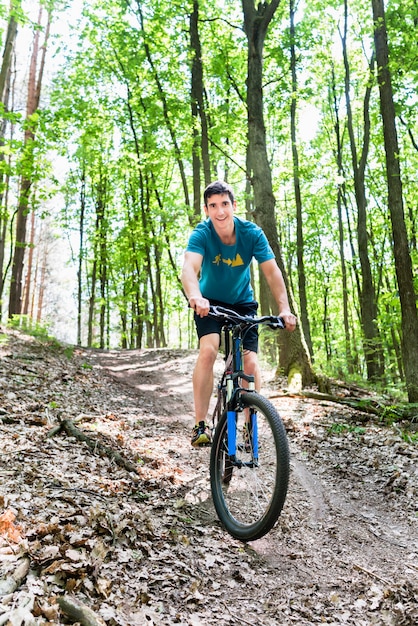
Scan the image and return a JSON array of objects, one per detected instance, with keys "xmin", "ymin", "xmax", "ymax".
[
  {"xmin": 241, "ymin": 0, "xmax": 313, "ymax": 385},
  {"xmin": 134, "ymin": 0, "xmax": 190, "ymax": 216},
  {"xmin": 372, "ymin": 0, "xmax": 418, "ymax": 402},
  {"xmin": 22, "ymin": 207, "xmax": 35, "ymax": 316},
  {"xmin": 190, "ymin": 2, "xmax": 201, "ymax": 220},
  {"xmin": 77, "ymin": 166, "xmax": 86, "ymax": 346}
]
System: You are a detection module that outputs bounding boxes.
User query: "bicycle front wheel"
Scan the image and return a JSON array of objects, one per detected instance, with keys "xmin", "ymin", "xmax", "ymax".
[{"xmin": 210, "ymin": 392, "xmax": 289, "ymax": 541}]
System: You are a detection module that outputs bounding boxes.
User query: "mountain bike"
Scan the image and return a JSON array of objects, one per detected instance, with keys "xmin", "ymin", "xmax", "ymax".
[{"xmin": 207, "ymin": 305, "xmax": 290, "ymax": 542}]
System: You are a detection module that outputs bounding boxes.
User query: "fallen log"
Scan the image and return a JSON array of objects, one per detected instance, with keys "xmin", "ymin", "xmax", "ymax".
[
  {"xmin": 296, "ymin": 390, "xmax": 382, "ymax": 415},
  {"xmin": 57, "ymin": 595, "xmax": 107, "ymax": 626},
  {"xmin": 0, "ymin": 556, "xmax": 30, "ymax": 596},
  {"xmin": 270, "ymin": 390, "xmax": 418, "ymax": 421}
]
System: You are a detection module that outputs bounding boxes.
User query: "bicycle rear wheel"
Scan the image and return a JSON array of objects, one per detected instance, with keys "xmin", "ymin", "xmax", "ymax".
[{"xmin": 210, "ymin": 392, "xmax": 289, "ymax": 541}]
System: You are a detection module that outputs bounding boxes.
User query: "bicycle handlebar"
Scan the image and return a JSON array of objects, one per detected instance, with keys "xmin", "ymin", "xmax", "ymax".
[{"xmin": 208, "ymin": 305, "xmax": 286, "ymax": 329}]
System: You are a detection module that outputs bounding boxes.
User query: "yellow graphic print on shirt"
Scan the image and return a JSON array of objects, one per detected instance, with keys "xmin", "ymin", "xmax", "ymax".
[{"xmin": 212, "ymin": 253, "xmax": 244, "ymax": 267}]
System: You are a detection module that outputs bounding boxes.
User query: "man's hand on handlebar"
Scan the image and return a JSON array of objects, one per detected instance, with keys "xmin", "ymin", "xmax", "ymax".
[
  {"xmin": 279, "ymin": 311, "xmax": 297, "ymax": 332},
  {"xmin": 189, "ymin": 295, "xmax": 210, "ymax": 317}
]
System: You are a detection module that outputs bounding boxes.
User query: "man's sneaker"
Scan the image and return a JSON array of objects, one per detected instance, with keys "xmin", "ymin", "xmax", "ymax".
[{"xmin": 191, "ymin": 421, "xmax": 211, "ymax": 447}]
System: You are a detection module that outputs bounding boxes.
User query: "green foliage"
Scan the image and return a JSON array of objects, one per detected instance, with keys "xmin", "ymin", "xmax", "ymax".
[
  {"xmin": 4, "ymin": 0, "xmax": 412, "ymax": 398},
  {"xmin": 327, "ymin": 423, "xmax": 367, "ymax": 436},
  {"xmin": 8, "ymin": 314, "xmax": 54, "ymax": 340},
  {"xmin": 380, "ymin": 403, "xmax": 418, "ymax": 425},
  {"xmin": 6, "ymin": 316, "xmax": 73, "ymax": 357},
  {"xmin": 399, "ymin": 429, "xmax": 418, "ymax": 445}
]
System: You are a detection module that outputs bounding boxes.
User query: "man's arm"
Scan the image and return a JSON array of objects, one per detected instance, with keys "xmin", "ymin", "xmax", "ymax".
[
  {"xmin": 260, "ymin": 259, "xmax": 297, "ymax": 331},
  {"xmin": 181, "ymin": 251, "xmax": 210, "ymax": 316}
]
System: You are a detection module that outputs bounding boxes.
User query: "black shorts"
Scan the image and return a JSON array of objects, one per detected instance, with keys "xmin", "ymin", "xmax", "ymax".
[{"xmin": 194, "ymin": 299, "xmax": 259, "ymax": 352}]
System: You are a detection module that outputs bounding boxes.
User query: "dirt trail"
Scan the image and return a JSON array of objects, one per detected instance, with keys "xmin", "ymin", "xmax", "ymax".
[
  {"xmin": 93, "ymin": 348, "xmax": 418, "ymax": 626},
  {"xmin": 0, "ymin": 335, "xmax": 417, "ymax": 625}
]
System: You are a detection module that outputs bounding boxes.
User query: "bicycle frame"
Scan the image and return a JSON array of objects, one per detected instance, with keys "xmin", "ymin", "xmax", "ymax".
[
  {"xmin": 207, "ymin": 305, "xmax": 289, "ymax": 541},
  {"xmin": 210, "ymin": 305, "xmax": 284, "ymax": 468},
  {"xmin": 223, "ymin": 323, "xmax": 257, "ymax": 464}
]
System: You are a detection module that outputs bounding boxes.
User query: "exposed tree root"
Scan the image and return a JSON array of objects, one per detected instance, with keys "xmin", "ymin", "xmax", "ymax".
[{"xmin": 47, "ymin": 418, "xmax": 140, "ymax": 476}]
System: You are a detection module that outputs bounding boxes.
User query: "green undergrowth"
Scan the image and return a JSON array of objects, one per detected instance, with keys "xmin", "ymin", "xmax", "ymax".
[{"xmin": 6, "ymin": 315, "xmax": 75, "ymax": 360}]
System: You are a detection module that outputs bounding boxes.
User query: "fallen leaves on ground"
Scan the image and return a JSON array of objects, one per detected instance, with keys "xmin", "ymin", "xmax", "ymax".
[{"xmin": 0, "ymin": 326, "xmax": 417, "ymax": 625}]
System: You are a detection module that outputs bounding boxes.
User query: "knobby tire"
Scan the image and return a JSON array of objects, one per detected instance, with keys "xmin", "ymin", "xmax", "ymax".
[{"xmin": 210, "ymin": 392, "xmax": 289, "ymax": 541}]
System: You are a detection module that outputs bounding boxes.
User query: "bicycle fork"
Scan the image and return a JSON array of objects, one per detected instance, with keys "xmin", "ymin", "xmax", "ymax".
[{"xmin": 226, "ymin": 373, "xmax": 259, "ymax": 467}]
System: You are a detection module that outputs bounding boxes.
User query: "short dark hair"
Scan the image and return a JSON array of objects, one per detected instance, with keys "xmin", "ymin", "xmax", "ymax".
[{"xmin": 203, "ymin": 180, "xmax": 235, "ymax": 206}]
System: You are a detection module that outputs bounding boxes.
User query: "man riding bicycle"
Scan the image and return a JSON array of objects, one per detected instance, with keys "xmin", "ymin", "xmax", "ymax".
[{"xmin": 181, "ymin": 180, "xmax": 297, "ymax": 446}]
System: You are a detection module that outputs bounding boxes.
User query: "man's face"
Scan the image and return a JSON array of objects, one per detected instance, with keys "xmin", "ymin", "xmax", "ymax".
[{"xmin": 204, "ymin": 193, "xmax": 236, "ymax": 227}]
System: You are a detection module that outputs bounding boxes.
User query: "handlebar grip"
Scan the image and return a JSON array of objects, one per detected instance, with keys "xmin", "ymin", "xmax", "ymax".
[{"xmin": 267, "ymin": 317, "xmax": 286, "ymax": 329}]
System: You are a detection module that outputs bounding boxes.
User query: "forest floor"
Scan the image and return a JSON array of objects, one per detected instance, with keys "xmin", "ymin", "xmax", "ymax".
[{"xmin": 0, "ymin": 327, "xmax": 417, "ymax": 626}]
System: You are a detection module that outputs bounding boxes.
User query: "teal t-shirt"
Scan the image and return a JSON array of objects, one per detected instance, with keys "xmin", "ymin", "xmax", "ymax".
[{"xmin": 186, "ymin": 216, "xmax": 275, "ymax": 304}]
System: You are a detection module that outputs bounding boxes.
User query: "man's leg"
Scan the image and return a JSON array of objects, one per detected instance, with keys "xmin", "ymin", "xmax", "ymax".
[
  {"xmin": 192, "ymin": 333, "xmax": 220, "ymax": 424},
  {"xmin": 243, "ymin": 349, "xmax": 261, "ymax": 392}
]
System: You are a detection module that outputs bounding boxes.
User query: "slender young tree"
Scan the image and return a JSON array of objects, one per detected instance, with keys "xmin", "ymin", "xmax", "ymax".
[
  {"xmin": 372, "ymin": 0, "xmax": 418, "ymax": 402},
  {"xmin": 0, "ymin": 0, "xmax": 20, "ymax": 312},
  {"xmin": 134, "ymin": 0, "xmax": 191, "ymax": 216},
  {"xmin": 342, "ymin": 0, "xmax": 384, "ymax": 381},
  {"xmin": 190, "ymin": 1, "xmax": 211, "ymax": 219},
  {"xmin": 329, "ymin": 62, "xmax": 355, "ymax": 374},
  {"xmin": 0, "ymin": 1, "xmax": 19, "ymax": 103},
  {"xmin": 289, "ymin": 0, "xmax": 313, "ymax": 358},
  {"xmin": 77, "ymin": 165, "xmax": 86, "ymax": 346},
  {"xmin": 8, "ymin": 4, "xmax": 51, "ymax": 317}
]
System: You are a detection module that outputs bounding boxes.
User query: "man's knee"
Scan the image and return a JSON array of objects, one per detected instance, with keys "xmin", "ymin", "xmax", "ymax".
[
  {"xmin": 197, "ymin": 335, "xmax": 219, "ymax": 367},
  {"xmin": 243, "ymin": 349, "xmax": 258, "ymax": 373}
]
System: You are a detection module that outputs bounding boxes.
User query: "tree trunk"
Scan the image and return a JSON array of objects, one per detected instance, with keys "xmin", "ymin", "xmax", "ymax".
[
  {"xmin": 0, "ymin": 7, "xmax": 18, "ymax": 103},
  {"xmin": 289, "ymin": 0, "xmax": 313, "ymax": 359},
  {"xmin": 22, "ymin": 207, "xmax": 36, "ymax": 316},
  {"xmin": 8, "ymin": 178, "xmax": 32, "ymax": 316},
  {"xmin": 190, "ymin": 2, "xmax": 211, "ymax": 220},
  {"xmin": 241, "ymin": 0, "xmax": 313, "ymax": 386},
  {"xmin": 190, "ymin": 2, "xmax": 201, "ymax": 221},
  {"xmin": 372, "ymin": 0, "xmax": 418, "ymax": 402},
  {"xmin": 330, "ymin": 63, "xmax": 355, "ymax": 374},
  {"xmin": 77, "ymin": 167, "xmax": 86, "ymax": 346},
  {"xmin": 96, "ymin": 178, "xmax": 107, "ymax": 350},
  {"xmin": 0, "ymin": 7, "xmax": 17, "ymax": 304},
  {"xmin": 8, "ymin": 5, "xmax": 51, "ymax": 317},
  {"xmin": 87, "ymin": 257, "xmax": 97, "ymax": 348},
  {"xmin": 342, "ymin": 0, "xmax": 384, "ymax": 381}
]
